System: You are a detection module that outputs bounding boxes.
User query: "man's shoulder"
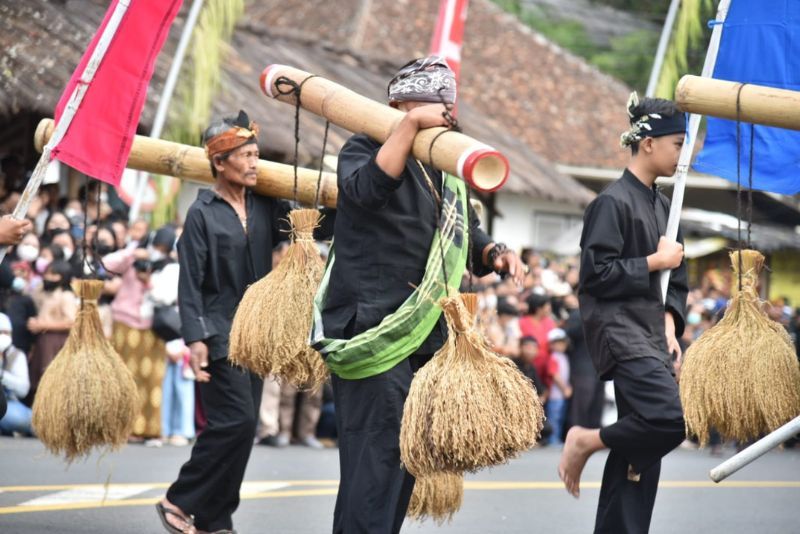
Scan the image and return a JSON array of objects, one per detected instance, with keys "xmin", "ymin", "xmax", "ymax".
[{"xmin": 341, "ymin": 133, "xmax": 380, "ymax": 152}]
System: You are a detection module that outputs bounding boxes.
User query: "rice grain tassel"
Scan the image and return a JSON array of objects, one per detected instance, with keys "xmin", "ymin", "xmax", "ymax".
[
  {"xmin": 31, "ymin": 280, "xmax": 139, "ymax": 462},
  {"xmin": 407, "ymin": 472, "xmax": 464, "ymax": 524},
  {"xmin": 400, "ymin": 293, "xmax": 544, "ymax": 477},
  {"xmin": 229, "ymin": 208, "xmax": 328, "ymax": 389},
  {"xmin": 680, "ymin": 250, "xmax": 800, "ymax": 445}
]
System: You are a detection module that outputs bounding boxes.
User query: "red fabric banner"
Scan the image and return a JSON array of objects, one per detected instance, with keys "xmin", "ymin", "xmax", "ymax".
[
  {"xmin": 53, "ymin": 0, "xmax": 182, "ymax": 186},
  {"xmin": 429, "ymin": 0, "xmax": 469, "ymax": 82}
]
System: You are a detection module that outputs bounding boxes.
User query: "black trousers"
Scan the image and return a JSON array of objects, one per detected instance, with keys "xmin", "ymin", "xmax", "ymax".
[
  {"xmin": 569, "ymin": 374, "xmax": 605, "ymax": 429},
  {"xmin": 595, "ymin": 356, "xmax": 685, "ymax": 534},
  {"xmin": 167, "ymin": 357, "xmax": 263, "ymax": 532},
  {"xmin": 330, "ymin": 354, "xmax": 431, "ymax": 534}
]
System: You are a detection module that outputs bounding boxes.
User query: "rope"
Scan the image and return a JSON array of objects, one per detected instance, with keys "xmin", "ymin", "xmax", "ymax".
[
  {"xmin": 314, "ymin": 120, "xmax": 330, "ymax": 207},
  {"xmin": 423, "ymin": 87, "xmax": 473, "ymax": 294},
  {"xmin": 274, "ymin": 74, "xmax": 317, "ymax": 205},
  {"xmin": 734, "ymin": 83, "xmax": 758, "ymax": 292}
]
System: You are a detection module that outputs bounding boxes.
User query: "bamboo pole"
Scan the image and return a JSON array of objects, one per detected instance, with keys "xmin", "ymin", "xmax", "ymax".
[
  {"xmin": 710, "ymin": 416, "xmax": 800, "ymax": 483},
  {"xmin": 676, "ymin": 75, "xmax": 800, "ymax": 131},
  {"xmin": 34, "ymin": 119, "xmax": 338, "ymax": 208},
  {"xmin": 260, "ymin": 65, "xmax": 509, "ymax": 193}
]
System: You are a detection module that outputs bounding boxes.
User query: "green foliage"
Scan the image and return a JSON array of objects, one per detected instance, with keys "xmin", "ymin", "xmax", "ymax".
[
  {"xmin": 655, "ymin": 0, "xmax": 715, "ymax": 98},
  {"xmin": 151, "ymin": 0, "xmax": 246, "ymax": 227},
  {"xmin": 591, "ymin": 30, "xmax": 660, "ymax": 91},
  {"xmin": 490, "ymin": 0, "xmax": 716, "ymax": 95}
]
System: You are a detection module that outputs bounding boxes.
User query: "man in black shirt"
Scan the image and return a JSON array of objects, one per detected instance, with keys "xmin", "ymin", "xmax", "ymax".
[
  {"xmin": 321, "ymin": 56, "xmax": 525, "ymax": 534},
  {"xmin": 157, "ymin": 111, "xmax": 331, "ymax": 534},
  {"xmin": 558, "ymin": 94, "xmax": 689, "ymax": 534}
]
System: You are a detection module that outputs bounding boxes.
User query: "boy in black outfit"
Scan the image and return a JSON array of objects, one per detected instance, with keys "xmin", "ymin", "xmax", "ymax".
[{"xmin": 558, "ymin": 93, "xmax": 689, "ymax": 534}]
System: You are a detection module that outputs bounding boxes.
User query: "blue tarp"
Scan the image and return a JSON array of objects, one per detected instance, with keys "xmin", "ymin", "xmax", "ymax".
[{"xmin": 692, "ymin": 0, "xmax": 800, "ymax": 195}]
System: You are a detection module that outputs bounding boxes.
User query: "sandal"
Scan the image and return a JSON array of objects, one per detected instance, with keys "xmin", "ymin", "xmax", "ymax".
[{"xmin": 156, "ymin": 502, "xmax": 196, "ymax": 534}]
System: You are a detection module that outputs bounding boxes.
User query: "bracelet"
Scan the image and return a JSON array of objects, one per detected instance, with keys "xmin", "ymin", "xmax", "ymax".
[{"xmin": 487, "ymin": 243, "xmax": 508, "ymax": 269}]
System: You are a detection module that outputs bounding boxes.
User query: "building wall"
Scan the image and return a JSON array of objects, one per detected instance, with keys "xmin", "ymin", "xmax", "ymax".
[{"xmin": 490, "ymin": 192, "xmax": 585, "ymax": 254}]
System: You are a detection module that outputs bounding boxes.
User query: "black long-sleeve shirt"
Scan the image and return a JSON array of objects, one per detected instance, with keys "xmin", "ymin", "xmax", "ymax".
[
  {"xmin": 578, "ymin": 169, "xmax": 688, "ymax": 379},
  {"xmin": 321, "ymin": 134, "xmax": 493, "ymax": 356},
  {"xmin": 178, "ymin": 188, "xmax": 333, "ymax": 360}
]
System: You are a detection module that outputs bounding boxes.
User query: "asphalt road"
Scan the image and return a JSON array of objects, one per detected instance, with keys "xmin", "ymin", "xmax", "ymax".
[{"xmin": 0, "ymin": 437, "xmax": 798, "ymax": 533}]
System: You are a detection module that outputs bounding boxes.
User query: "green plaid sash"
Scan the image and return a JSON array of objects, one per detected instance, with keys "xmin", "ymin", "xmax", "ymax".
[{"xmin": 310, "ymin": 173, "xmax": 468, "ymax": 379}]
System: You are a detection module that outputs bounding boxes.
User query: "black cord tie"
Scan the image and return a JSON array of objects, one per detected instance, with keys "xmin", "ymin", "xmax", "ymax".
[{"xmin": 274, "ymin": 75, "xmax": 317, "ymax": 205}]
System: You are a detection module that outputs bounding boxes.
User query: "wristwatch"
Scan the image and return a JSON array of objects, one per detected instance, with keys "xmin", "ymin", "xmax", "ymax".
[{"xmin": 487, "ymin": 243, "xmax": 508, "ymax": 270}]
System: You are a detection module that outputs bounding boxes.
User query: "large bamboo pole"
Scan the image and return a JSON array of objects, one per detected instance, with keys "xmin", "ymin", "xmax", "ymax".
[
  {"xmin": 34, "ymin": 119, "xmax": 338, "ymax": 208},
  {"xmin": 676, "ymin": 75, "xmax": 800, "ymax": 131},
  {"xmin": 260, "ymin": 65, "xmax": 509, "ymax": 193}
]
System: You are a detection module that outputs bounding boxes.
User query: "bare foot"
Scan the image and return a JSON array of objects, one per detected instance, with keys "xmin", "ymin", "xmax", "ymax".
[
  {"xmin": 158, "ymin": 498, "xmax": 197, "ymax": 534},
  {"xmin": 558, "ymin": 426, "xmax": 600, "ymax": 499}
]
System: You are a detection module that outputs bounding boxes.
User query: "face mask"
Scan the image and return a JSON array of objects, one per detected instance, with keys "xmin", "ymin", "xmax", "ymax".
[
  {"xmin": 11, "ymin": 277, "xmax": 26, "ymax": 293},
  {"xmin": 484, "ymin": 294, "xmax": 498, "ymax": 310},
  {"xmin": 95, "ymin": 243, "xmax": 115, "ymax": 257},
  {"xmin": 148, "ymin": 246, "xmax": 166, "ymax": 263},
  {"xmin": 62, "ymin": 247, "xmax": 74, "ymax": 261},
  {"xmin": 35, "ymin": 258, "xmax": 51, "ymax": 275},
  {"xmin": 17, "ymin": 244, "xmax": 39, "ymax": 262},
  {"xmin": 0, "ymin": 334, "xmax": 11, "ymax": 353},
  {"xmin": 687, "ymin": 312, "xmax": 702, "ymax": 326},
  {"xmin": 65, "ymin": 208, "xmax": 79, "ymax": 219},
  {"xmin": 43, "ymin": 280, "xmax": 61, "ymax": 292},
  {"xmin": 100, "ymin": 192, "xmax": 109, "ymax": 204}
]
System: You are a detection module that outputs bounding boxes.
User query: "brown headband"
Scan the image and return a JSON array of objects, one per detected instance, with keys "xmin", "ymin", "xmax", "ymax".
[{"xmin": 204, "ymin": 122, "xmax": 260, "ymax": 161}]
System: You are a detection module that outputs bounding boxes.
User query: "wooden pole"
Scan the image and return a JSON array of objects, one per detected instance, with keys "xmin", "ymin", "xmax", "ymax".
[
  {"xmin": 260, "ymin": 64, "xmax": 509, "ymax": 193},
  {"xmin": 676, "ymin": 75, "xmax": 800, "ymax": 131},
  {"xmin": 34, "ymin": 119, "xmax": 338, "ymax": 208}
]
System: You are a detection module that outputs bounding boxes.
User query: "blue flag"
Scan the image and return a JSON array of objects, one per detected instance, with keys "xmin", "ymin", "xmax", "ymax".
[{"xmin": 692, "ymin": 0, "xmax": 800, "ymax": 195}]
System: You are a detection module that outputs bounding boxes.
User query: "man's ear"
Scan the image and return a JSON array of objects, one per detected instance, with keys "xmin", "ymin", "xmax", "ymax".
[
  {"xmin": 640, "ymin": 136, "xmax": 654, "ymax": 154},
  {"xmin": 212, "ymin": 156, "xmax": 225, "ymax": 174}
]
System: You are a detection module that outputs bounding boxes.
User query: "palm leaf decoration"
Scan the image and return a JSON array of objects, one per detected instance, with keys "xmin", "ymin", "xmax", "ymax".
[{"xmin": 151, "ymin": 0, "xmax": 246, "ymax": 227}]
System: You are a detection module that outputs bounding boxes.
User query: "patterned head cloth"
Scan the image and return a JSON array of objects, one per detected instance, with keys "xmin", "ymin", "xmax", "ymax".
[
  {"xmin": 203, "ymin": 110, "xmax": 260, "ymax": 160},
  {"xmin": 620, "ymin": 92, "xmax": 686, "ymax": 148},
  {"xmin": 387, "ymin": 56, "xmax": 457, "ymax": 105}
]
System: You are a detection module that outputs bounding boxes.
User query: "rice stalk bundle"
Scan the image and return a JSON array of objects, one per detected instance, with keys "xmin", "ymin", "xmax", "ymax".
[
  {"xmin": 229, "ymin": 208, "xmax": 327, "ymax": 390},
  {"xmin": 680, "ymin": 250, "xmax": 800, "ymax": 445}
]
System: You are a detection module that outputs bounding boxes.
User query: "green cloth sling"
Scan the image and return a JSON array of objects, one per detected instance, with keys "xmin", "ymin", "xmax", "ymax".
[{"xmin": 310, "ymin": 173, "xmax": 469, "ymax": 380}]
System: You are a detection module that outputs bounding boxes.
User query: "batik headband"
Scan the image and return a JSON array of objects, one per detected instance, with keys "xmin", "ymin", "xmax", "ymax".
[
  {"xmin": 387, "ymin": 55, "xmax": 457, "ymax": 105},
  {"xmin": 620, "ymin": 92, "xmax": 686, "ymax": 148},
  {"xmin": 204, "ymin": 110, "xmax": 260, "ymax": 160}
]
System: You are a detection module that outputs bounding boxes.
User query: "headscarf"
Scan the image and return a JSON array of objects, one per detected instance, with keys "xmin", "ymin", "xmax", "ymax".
[
  {"xmin": 387, "ymin": 55, "xmax": 456, "ymax": 105},
  {"xmin": 620, "ymin": 92, "xmax": 686, "ymax": 148},
  {"xmin": 203, "ymin": 110, "xmax": 260, "ymax": 160}
]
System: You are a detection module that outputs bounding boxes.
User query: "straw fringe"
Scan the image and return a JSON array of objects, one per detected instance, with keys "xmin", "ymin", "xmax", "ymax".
[
  {"xmin": 400, "ymin": 293, "xmax": 544, "ymax": 476},
  {"xmin": 229, "ymin": 208, "xmax": 328, "ymax": 390},
  {"xmin": 680, "ymin": 250, "xmax": 800, "ymax": 445},
  {"xmin": 31, "ymin": 280, "xmax": 139, "ymax": 463},
  {"xmin": 407, "ymin": 472, "xmax": 464, "ymax": 524}
]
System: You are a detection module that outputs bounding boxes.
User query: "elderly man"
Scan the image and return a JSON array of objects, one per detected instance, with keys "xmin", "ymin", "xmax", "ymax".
[
  {"xmin": 157, "ymin": 111, "xmax": 332, "ymax": 534},
  {"xmin": 313, "ymin": 56, "xmax": 525, "ymax": 534}
]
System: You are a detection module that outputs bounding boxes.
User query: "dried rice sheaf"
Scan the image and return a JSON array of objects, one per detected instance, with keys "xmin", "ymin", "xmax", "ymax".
[
  {"xmin": 401, "ymin": 293, "xmax": 544, "ymax": 477},
  {"xmin": 32, "ymin": 279, "xmax": 139, "ymax": 462},
  {"xmin": 407, "ymin": 471, "xmax": 464, "ymax": 524},
  {"xmin": 680, "ymin": 250, "xmax": 800, "ymax": 445},
  {"xmin": 229, "ymin": 208, "xmax": 328, "ymax": 390}
]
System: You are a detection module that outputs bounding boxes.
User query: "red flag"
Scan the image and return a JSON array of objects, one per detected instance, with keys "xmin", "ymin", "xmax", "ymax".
[
  {"xmin": 53, "ymin": 0, "xmax": 182, "ymax": 186},
  {"xmin": 429, "ymin": 0, "xmax": 469, "ymax": 82}
]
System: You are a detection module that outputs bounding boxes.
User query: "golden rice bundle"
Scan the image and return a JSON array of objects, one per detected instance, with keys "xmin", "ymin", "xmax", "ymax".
[
  {"xmin": 680, "ymin": 250, "xmax": 800, "ymax": 445},
  {"xmin": 400, "ymin": 293, "xmax": 544, "ymax": 476},
  {"xmin": 229, "ymin": 208, "xmax": 328, "ymax": 389},
  {"xmin": 31, "ymin": 280, "xmax": 138, "ymax": 462},
  {"xmin": 407, "ymin": 472, "xmax": 464, "ymax": 524}
]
